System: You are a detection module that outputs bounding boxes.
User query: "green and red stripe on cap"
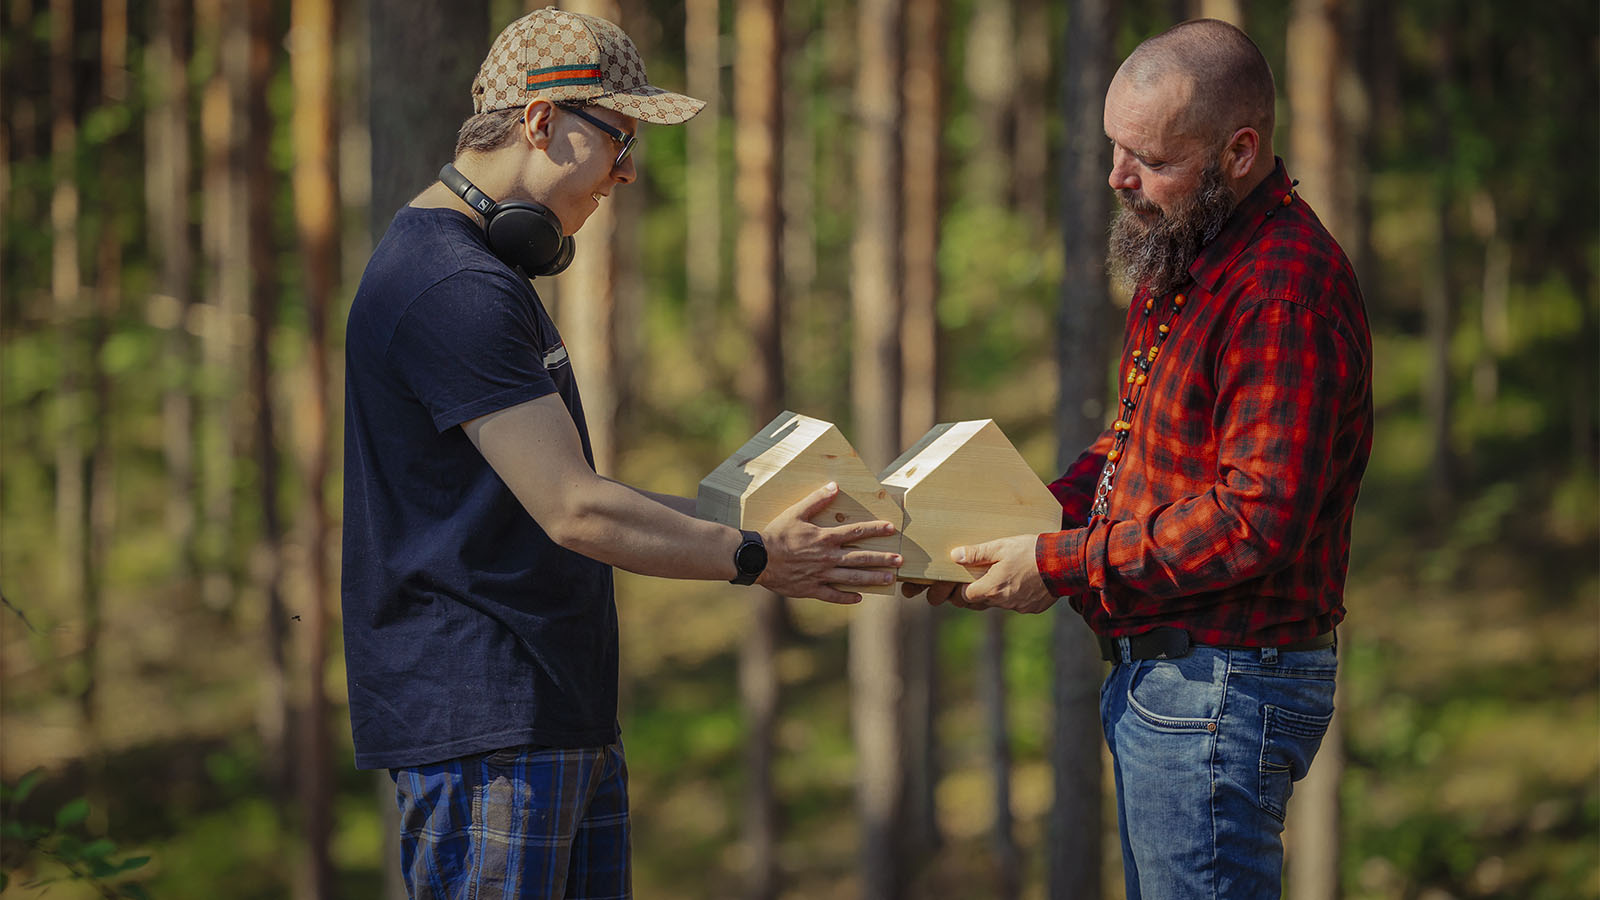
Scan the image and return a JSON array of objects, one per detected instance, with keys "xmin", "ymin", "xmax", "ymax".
[{"xmin": 525, "ymin": 64, "xmax": 602, "ymax": 91}]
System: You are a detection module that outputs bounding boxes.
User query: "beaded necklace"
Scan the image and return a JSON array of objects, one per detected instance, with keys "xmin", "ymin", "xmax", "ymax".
[{"xmin": 1088, "ymin": 182, "xmax": 1299, "ymax": 523}]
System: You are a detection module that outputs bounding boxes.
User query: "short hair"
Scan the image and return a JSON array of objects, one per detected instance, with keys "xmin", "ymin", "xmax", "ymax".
[
  {"xmin": 454, "ymin": 106, "xmax": 525, "ymax": 157},
  {"xmin": 1119, "ymin": 19, "xmax": 1275, "ymax": 147}
]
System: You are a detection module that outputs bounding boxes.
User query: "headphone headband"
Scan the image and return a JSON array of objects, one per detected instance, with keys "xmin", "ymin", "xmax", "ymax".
[{"xmin": 439, "ymin": 163, "xmax": 497, "ymax": 217}]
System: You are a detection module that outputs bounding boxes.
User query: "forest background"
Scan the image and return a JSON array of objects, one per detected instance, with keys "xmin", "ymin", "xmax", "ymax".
[{"xmin": 1, "ymin": 0, "xmax": 1596, "ymax": 898}]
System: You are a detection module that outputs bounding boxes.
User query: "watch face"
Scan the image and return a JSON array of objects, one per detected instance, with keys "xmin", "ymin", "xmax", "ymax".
[{"xmin": 736, "ymin": 540, "xmax": 768, "ymax": 575}]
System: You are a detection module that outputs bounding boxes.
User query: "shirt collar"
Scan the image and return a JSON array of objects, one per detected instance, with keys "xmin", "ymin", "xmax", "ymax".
[{"xmin": 1186, "ymin": 158, "xmax": 1294, "ymax": 295}]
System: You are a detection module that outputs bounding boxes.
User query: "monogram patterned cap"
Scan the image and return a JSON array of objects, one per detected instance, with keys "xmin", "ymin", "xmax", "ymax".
[{"xmin": 471, "ymin": 7, "xmax": 705, "ymax": 125}]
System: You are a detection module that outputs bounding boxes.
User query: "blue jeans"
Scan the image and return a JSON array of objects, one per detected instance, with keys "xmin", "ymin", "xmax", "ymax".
[{"xmin": 1101, "ymin": 640, "xmax": 1337, "ymax": 899}]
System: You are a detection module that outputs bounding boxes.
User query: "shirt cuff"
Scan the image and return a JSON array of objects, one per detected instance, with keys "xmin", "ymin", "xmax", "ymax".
[{"xmin": 1036, "ymin": 528, "xmax": 1089, "ymax": 597}]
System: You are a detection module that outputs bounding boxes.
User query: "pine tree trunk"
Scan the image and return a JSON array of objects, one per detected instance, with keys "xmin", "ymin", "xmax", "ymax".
[
  {"xmin": 49, "ymin": 0, "xmax": 88, "ymax": 744},
  {"xmin": 980, "ymin": 612, "xmax": 1020, "ymax": 899},
  {"xmin": 197, "ymin": 0, "xmax": 249, "ymax": 612},
  {"xmin": 1284, "ymin": 3, "xmax": 1349, "ymax": 897},
  {"xmin": 148, "ymin": 0, "xmax": 199, "ymax": 605},
  {"xmin": 898, "ymin": 0, "xmax": 945, "ymax": 876},
  {"xmin": 291, "ymin": 0, "xmax": 340, "ymax": 894},
  {"xmin": 1422, "ymin": 22, "xmax": 1456, "ymax": 517},
  {"xmin": 963, "ymin": 0, "xmax": 1016, "ymax": 204},
  {"xmin": 1012, "ymin": 0, "xmax": 1051, "ymax": 229},
  {"xmin": 1051, "ymin": 0, "xmax": 1115, "ymax": 896},
  {"xmin": 85, "ymin": 0, "xmax": 132, "ymax": 776},
  {"xmin": 849, "ymin": 0, "xmax": 905, "ymax": 896},
  {"xmin": 1190, "ymin": 0, "xmax": 1244, "ymax": 23},
  {"xmin": 733, "ymin": 0, "xmax": 785, "ymax": 894},
  {"xmin": 244, "ymin": 0, "xmax": 291, "ymax": 812},
  {"xmin": 685, "ymin": 0, "xmax": 722, "ymax": 335}
]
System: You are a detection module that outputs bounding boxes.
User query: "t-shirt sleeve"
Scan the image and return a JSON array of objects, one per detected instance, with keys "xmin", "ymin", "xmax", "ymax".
[{"xmin": 387, "ymin": 270, "xmax": 558, "ymax": 432}]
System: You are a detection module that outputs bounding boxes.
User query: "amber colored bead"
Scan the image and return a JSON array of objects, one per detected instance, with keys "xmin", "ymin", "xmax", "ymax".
[
  {"xmin": 1145, "ymin": 298, "xmax": 1155, "ymax": 312},
  {"xmin": 1148, "ymin": 346, "xmax": 1160, "ymax": 359},
  {"xmin": 1107, "ymin": 448, "xmax": 1121, "ymax": 462},
  {"xmin": 1158, "ymin": 323, "xmax": 1170, "ymax": 335},
  {"xmin": 1127, "ymin": 369, "xmax": 1138, "ymax": 384},
  {"xmin": 1281, "ymin": 193, "xmax": 1293, "ymax": 206},
  {"xmin": 1132, "ymin": 349, "xmax": 1143, "ymax": 358},
  {"xmin": 1174, "ymin": 293, "xmax": 1187, "ymax": 308},
  {"xmin": 1136, "ymin": 373, "xmax": 1148, "ymax": 385},
  {"xmin": 1113, "ymin": 419, "xmax": 1130, "ymax": 431}
]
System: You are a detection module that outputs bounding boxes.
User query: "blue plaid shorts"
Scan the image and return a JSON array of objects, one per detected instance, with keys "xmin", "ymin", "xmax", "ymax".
[{"xmin": 391, "ymin": 743, "xmax": 631, "ymax": 900}]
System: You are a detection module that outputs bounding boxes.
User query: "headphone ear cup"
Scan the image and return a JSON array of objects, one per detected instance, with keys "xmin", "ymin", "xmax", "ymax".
[
  {"xmin": 541, "ymin": 236, "xmax": 576, "ymax": 277},
  {"xmin": 484, "ymin": 201, "xmax": 567, "ymax": 276}
]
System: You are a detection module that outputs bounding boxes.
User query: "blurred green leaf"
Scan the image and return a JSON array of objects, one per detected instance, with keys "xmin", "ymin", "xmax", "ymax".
[{"xmin": 54, "ymin": 797, "xmax": 90, "ymax": 829}]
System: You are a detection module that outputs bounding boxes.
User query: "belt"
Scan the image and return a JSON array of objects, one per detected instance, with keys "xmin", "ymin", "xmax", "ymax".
[{"xmin": 1097, "ymin": 627, "xmax": 1335, "ymax": 662}]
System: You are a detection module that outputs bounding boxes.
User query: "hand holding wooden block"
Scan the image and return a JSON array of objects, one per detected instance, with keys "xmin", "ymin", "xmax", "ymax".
[
  {"xmin": 879, "ymin": 419, "xmax": 1063, "ymax": 584},
  {"xmin": 696, "ymin": 412, "xmax": 904, "ymax": 594},
  {"xmin": 698, "ymin": 413, "xmax": 1062, "ymax": 592}
]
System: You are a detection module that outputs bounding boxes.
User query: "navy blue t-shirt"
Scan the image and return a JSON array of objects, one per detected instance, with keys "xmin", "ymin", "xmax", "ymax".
[{"xmin": 341, "ymin": 206, "xmax": 618, "ymax": 770}]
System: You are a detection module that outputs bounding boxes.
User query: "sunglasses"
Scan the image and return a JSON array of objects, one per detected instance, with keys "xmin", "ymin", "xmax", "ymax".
[{"xmin": 558, "ymin": 104, "xmax": 637, "ymax": 170}]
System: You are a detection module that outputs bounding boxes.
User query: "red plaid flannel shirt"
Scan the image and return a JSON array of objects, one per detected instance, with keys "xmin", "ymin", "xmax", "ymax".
[{"xmin": 1037, "ymin": 162, "xmax": 1373, "ymax": 647}]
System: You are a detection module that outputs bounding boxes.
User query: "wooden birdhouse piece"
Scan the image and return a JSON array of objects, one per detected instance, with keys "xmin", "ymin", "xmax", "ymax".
[
  {"xmin": 879, "ymin": 419, "xmax": 1062, "ymax": 584},
  {"xmin": 697, "ymin": 411, "xmax": 904, "ymax": 594}
]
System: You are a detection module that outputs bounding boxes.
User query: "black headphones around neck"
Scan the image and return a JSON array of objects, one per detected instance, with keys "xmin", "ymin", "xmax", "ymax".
[{"xmin": 438, "ymin": 163, "xmax": 575, "ymax": 277}]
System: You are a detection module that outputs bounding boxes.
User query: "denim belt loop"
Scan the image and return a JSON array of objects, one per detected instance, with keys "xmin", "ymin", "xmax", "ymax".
[
  {"xmin": 1260, "ymin": 646, "xmax": 1279, "ymax": 666},
  {"xmin": 1117, "ymin": 635, "xmax": 1132, "ymax": 665}
]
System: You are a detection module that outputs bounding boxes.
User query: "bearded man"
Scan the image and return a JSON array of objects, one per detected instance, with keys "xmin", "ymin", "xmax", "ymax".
[{"xmin": 912, "ymin": 18, "xmax": 1373, "ymax": 898}]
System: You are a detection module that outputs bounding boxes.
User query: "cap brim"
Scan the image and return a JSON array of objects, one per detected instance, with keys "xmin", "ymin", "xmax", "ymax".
[{"xmin": 592, "ymin": 85, "xmax": 706, "ymax": 125}]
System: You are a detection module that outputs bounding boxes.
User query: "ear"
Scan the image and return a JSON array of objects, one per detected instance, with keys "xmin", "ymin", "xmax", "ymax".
[
  {"xmin": 521, "ymin": 98, "xmax": 557, "ymax": 150},
  {"xmin": 1221, "ymin": 126, "xmax": 1259, "ymax": 181}
]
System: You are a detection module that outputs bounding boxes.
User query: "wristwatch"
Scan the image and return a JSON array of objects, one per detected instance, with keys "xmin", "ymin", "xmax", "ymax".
[{"xmin": 729, "ymin": 529, "xmax": 768, "ymax": 585}]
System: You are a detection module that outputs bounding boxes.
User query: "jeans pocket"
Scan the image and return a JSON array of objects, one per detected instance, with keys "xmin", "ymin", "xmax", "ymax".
[
  {"xmin": 1258, "ymin": 703, "xmax": 1333, "ymax": 821},
  {"xmin": 1126, "ymin": 655, "xmax": 1223, "ymax": 732}
]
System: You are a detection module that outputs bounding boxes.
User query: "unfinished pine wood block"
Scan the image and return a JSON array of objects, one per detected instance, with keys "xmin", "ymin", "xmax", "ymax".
[
  {"xmin": 696, "ymin": 411, "xmax": 904, "ymax": 594},
  {"xmin": 879, "ymin": 419, "xmax": 1062, "ymax": 584}
]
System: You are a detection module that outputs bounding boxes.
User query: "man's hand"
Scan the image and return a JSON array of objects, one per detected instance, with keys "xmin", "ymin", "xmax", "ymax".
[
  {"xmin": 910, "ymin": 533, "xmax": 1058, "ymax": 614},
  {"xmin": 758, "ymin": 483, "xmax": 902, "ymax": 605}
]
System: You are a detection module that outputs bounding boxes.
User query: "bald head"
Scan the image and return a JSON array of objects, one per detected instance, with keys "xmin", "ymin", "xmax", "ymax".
[{"xmin": 1116, "ymin": 19, "xmax": 1275, "ymax": 150}]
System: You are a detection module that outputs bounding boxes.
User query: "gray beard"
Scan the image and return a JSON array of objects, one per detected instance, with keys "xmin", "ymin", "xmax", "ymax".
[{"xmin": 1107, "ymin": 163, "xmax": 1236, "ymax": 297}]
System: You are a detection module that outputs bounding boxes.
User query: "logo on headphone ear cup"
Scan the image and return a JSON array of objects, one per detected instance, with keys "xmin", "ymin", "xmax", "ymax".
[{"xmin": 484, "ymin": 201, "xmax": 574, "ymax": 277}]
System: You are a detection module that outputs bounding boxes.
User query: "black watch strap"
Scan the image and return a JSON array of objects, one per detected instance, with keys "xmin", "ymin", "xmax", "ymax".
[{"xmin": 729, "ymin": 529, "xmax": 768, "ymax": 586}]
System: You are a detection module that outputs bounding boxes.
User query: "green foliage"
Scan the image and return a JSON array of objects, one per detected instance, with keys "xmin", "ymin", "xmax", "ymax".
[{"xmin": 0, "ymin": 774, "xmax": 151, "ymax": 899}]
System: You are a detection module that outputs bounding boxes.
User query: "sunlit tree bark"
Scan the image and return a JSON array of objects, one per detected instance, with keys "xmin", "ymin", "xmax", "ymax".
[
  {"xmin": 291, "ymin": 0, "xmax": 340, "ymax": 894},
  {"xmin": 242, "ymin": 0, "xmax": 291, "ymax": 821},
  {"xmin": 733, "ymin": 0, "xmax": 785, "ymax": 894},
  {"xmin": 1013, "ymin": 0, "xmax": 1051, "ymax": 229},
  {"xmin": 963, "ymin": 0, "xmax": 1015, "ymax": 204},
  {"xmin": 1285, "ymin": 2, "xmax": 1350, "ymax": 897},
  {"xmin": 898, "ymin": 0, "xmax": 944, "ymax": 878},
  {"xmin": 685, "ymin": 0, "xmax": 722, "ymax": 335},
  {"xmin": 147, "ymin": 0, "xmax": 198, "ymax": 603},
  {"xmin": 1190, "ymin": 0, "xmax": 1244, "ymax": 24},
  {"xmin": 849, "ymin": 0, "xmax": 906, "ymax": 896}
]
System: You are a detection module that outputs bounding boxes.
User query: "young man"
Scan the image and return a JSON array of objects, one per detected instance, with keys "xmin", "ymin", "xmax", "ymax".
[
  {"xmin": 342, "ymin": 9, "xmax": 902, "ymax": 897},
  {"xmin": 917, "ymin": 19, "xmax": 1373, "ymax": 898}
]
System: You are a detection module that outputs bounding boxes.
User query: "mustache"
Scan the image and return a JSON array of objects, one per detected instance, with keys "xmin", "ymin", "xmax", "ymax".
[{"xmin": 1116, "ymin": 189, "xmax": 1161, "ymax": 217}]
